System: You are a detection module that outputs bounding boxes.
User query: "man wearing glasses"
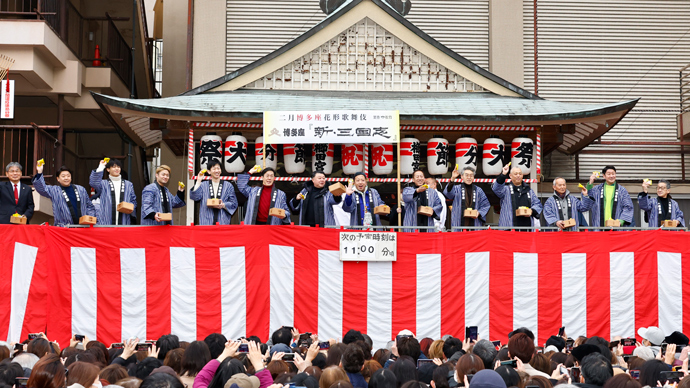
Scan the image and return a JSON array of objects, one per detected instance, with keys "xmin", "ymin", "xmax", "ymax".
[{"xmin": 639, "ymin": 179, "xmax": 685, "ymax": 227}]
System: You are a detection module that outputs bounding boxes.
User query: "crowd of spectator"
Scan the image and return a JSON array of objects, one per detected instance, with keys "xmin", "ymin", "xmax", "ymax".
[{"xmin": 1, "ymin": 325, "xmax": 688, "ymax": 388}]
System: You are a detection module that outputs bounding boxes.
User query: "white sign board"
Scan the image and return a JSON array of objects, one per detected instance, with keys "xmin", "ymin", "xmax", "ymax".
[
  {"xmin": 339, "ymin": 231, "xmax": 397, "ymax": 262},
  {"xmin": 263, "ymin": 110, "xmax": 399, "ymax": 144},
  {"xmin": 1, "ymin": 80, "xmax": 14, "ymax": 119}
]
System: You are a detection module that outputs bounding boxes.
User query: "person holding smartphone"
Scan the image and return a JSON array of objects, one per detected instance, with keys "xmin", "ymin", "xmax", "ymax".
[{"xmin": 507, "ymin": 333, "xmax": 549, "ymax": 378}]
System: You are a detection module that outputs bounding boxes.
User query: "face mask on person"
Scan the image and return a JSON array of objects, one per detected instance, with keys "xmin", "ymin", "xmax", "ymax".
[{"xmin": 93, "ymin": 381, "xmax": 103, "ymax": 388}]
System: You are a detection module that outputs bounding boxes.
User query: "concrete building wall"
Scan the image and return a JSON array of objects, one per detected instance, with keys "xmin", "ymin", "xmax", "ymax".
[{"xmin": 162, "ymin": 0, "xmax": 189, "ymax": 96}]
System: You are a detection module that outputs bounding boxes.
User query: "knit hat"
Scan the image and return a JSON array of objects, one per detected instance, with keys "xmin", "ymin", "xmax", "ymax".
[
  {"xmin": 633, "ymin": 347, "xmax": 655, "ymax": 361},
  {"xmin": 469, "ymin": 369, "xmax": 507, "ymax": 388}
]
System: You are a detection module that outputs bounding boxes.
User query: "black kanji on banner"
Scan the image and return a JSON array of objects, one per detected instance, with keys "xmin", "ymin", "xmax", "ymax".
[
  {"xmin": 435, "ymin": 142, "xmax": 448, "ymax": 166},
  {"xmin": 514, "ymin": 143, "xmax": 533, "ymax": 169},
  {"xmin": 200, "ymin": 141, "xmax": 222, "ymax": 168},
  {"xmin": 293, "ymin": 144, "xmax": 306, "ymax": 164},
  {"xmin": 314, "ymin": 144, "xmax": 329, "ymax": 171},
  {"xmin": 464, "ymin": 144, "xmax": 478, "ymax": 166},
  {"xmin": 488, "ymin": 144, "xmax": 505, "ymax": 166},
  {"xmin": 411, "ymin": 142, "xmax": 421, "ymax": 170},
  {"xmin": 227, "ymin": 141, "xmax": 247, "ymax": 164}
]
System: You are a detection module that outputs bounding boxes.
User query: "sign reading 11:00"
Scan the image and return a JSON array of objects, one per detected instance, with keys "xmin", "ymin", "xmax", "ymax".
[{"xmin": 339, "ymin": 231, "xmax": 397, "ymax": 262}]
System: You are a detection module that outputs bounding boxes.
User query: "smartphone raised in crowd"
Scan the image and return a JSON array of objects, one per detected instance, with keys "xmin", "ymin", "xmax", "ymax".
[
  {"xmin": 558, "ymin": 327, "xmax": 565, "ymax": 337},
  {"xmin": 136, "ymin": 343, "xmax": 152, "ymax": 351},
  {"xmin": 15, "ymin": 377, "xmax": 28, "ymax": 387},
  {"xmin": 238, "ymin": 344, "xmax": 249, "ymax": 353},
  {"xmin": 465, "ymin": 374, "xmax": 475, "ymax": 384},
  {"xmin": 75, "ymin": 334, "xmax": 85, "ymax": 342},
  {"xmin": 660, "ymin": 371, "xmax": 684, "ymax": 384},
  {"xmin": 570, "ymin": 367, "xmax": 581, "ymax": 381},
  {"xmin": 465, "ymin": 326, "xmax": 478, "ymax": 342},
  {"xmin": 621, "ymin": 338, "xmax": 636, "ymax": 347},
  {"xmin": 111, "ymin": 343, "xmax": 125, "ymax": 350},
  {"xmin": 396, "ymin": 334, "xmax": 412, "ymax": 344},
  {"xmin": 283, "ymin": 353, "xmax": 295, "ymax": 362},
  {"xmin": 491, "ymin": 340, "xmax": 501, "ymax": 350},
  {"xmin": 28, "ymin": 333, "xmax": 40, "ymax": 340},
  {"xmin": 629, "ymin": 370, "xmax": 640, "ymax": 380},
  {"xmin": 298, "ymin": 333, "xmax": 312, "ymax": 347},
  {"xmin": 500, "ymin": 360, "xmax": 517, "ymax": 368},
  {"xmin": 417, "ymin": 359, "xmax": 434, "ymax": 368},
  {"xmin": 318, "ymin": 341, "xmax": 330, "ymax": 350}
]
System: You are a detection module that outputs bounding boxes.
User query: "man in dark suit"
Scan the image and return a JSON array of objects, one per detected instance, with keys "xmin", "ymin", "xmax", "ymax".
[{"xmin": 1, "ymin": 162, "xmax": 35, "ymax": 223}]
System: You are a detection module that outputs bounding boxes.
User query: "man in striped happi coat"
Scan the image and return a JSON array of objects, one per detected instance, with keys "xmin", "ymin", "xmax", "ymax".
[
  {"xmin": 341, "ymin": 172, "xmax": 386, "ymax": 228},
  {"xmin": 586, "ymin": 166, "xmax": 634, "ymax": 227},
  {"xmin": 237, "ymin": 165, "xmax": 290, "ymax": 225},
  {"xmin": 402, "ymin": 169, "xmax": 443, "ymax": 233},
  {"xmin": 190, "ymin": 160, "xmax": 238, "ymax": 225},
  {"xmin": 33, "ymin": 163, "xmax": 96, "ymax": 227},
  {"xmin": 639, "ymin": 179, "xmax": 684, "ymax": 228},
  {"xmin": 89, "ymin": 159, "xmax": 137, "ymax": 225},
  {"xmin": 492, "ymin": 164, "xmax": 542, "ymax": 230},
  {"xmin": 444, "ymin": 166, "xmax": 491, "ymax": 230},
  {"xmin": 543, "ymin": 177, "xmax": 594, "ymax": 231},
  {"xmin": 141, "ymin": 165, "xmax": 186, "ymax": 225}
]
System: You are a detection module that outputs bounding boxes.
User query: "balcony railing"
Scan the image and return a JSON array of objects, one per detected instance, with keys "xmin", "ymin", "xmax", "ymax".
[{"xmin": 0, "ymin": 0, "xmax": 132, "ymax": 91}]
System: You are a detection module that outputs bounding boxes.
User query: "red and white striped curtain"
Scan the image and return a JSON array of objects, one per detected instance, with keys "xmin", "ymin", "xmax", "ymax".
[{"xmin": 3, "ymin": 225, "xmax": 689, "ymax": 350}]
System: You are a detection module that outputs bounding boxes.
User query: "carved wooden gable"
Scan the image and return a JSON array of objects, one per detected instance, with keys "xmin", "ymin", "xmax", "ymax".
[{"xmin": 243, "ymin": 18, "xmax": 486, "ymax": 93}]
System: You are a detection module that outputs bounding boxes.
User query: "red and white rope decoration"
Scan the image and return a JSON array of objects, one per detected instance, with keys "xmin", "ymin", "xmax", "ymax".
[
  {"xmin": 536, "ymin": 132, "xmax": 542, "ymax": 176},
  {"xmin": 191, "ymin": 176, "xmax": 536, "ymax": 183},
  {"xmin": 187, "ymin": 127, "xmax": 194, "ymax": 173},
  {"xmin": 363, "ymin": 143, "xmax": 369, "ymax": 178},
  {"xmin": 191, "ymin": 122, "xmax": 536, "ymax": 132}
]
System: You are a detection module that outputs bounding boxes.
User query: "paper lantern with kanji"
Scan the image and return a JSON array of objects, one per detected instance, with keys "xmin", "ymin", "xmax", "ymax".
[
  {"xmin": 341, "ymin": 144, "xmax": 364, "ymax": 175},
  {"xmin": 254, "ymin": 136, "xmax": 278, "ymax": 170},
  {"xmin": 284, "ymin": 144, "xmax": 306, "ymax": 174},
  {"xmin": 199, "ymin": 132, "xmax": 223, "ymax": 170},
  {"xmin": 224, "ymin": 132, "xmax": 247, "ymax": 173},
  {"xmin": 455, "ymin": 135, "xmax": 478, "ymax": 171},
  {"xmin": 511, "ymin": 137, "xmax": 533, "ymax": 175},
  {"xmin": 427, "ymin": 135, "xmax": 450, "ymax": 176},
  {"xmin": 482, "ymin": 136, "xmax": 505, "ymax": 176},
  {"xmin": 371, "ymin": 143, "xmax": 393, "ymax": 175},
  {"xmin": 400, "ymin": 136, "xmax": 420, "ymax": 175},
  {"xmin": 312, "ymin": 143, "xmax": 334, "ymax": 175}
]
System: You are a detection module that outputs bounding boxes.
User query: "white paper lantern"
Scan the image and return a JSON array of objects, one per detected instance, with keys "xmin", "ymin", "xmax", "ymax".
[
  {"xmin": 284, "ymin": 144, "xmax": 306, "ymax": 174},
  {"xmin": 482, "ymin": 136, "xmax": 505, "ymax": 176},
  {"xmin": 199, "ymin": 132, "xmax": 223, "ymax": 170},
  {"xmin": 427, "ymin": 136, "xmax": 450, "ymax": 176},
  {"xmin": 312, "ymin": 144, "xmax": 334, "ymax": 175},
  {"xmin": 371, "ymin": 143, "xmax": 394, "ymax": 176},
  {"xmin": 511, "ymin": 137, "xmax": 534, "ymax": 176},
  {"xmin": 455, "ymin": 135, "xmax": 478, "ymax": 171},
  {"xmin": 341, "ymin": 144, "xmax": 364, "ymax": 175},
  {"xmin": 224, "ymin": 132, "xmax": 248, "ymax": 173},
  {"xmin": 400, "ymin": 136, "xmax": 420, "ymax": 175},
  {"xmin": 254, "ymin": 136, "xmax": 278, "ymax": 170}
]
